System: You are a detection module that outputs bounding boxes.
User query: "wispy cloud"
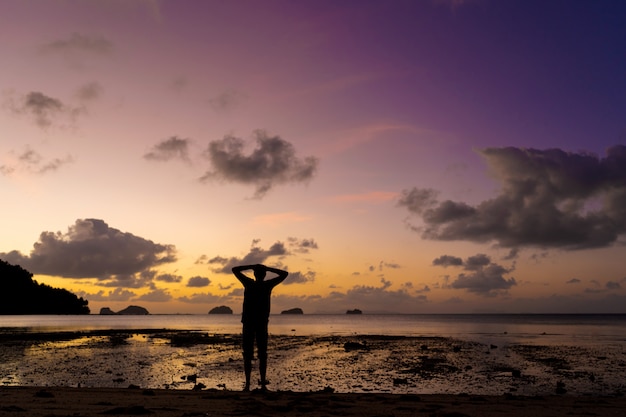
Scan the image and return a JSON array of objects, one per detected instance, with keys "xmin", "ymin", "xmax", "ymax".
[
  {"xmin": 144, "ymin": 136, "xmax": 191, "ymax": 162},
  {"xmin": 0, "ymin": 147, "xmax": 73, "ymax": 177},
  {"xmin": 41, "ymin": 33, "xmax": 114, "ymax": 55}
]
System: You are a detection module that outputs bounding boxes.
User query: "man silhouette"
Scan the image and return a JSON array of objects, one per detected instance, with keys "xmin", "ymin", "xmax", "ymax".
[{"xmin": 232, "ymin": 263, "xmax": 288, "ymax": 391}]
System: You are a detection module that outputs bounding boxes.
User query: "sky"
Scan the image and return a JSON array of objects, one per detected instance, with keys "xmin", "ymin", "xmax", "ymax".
[{"xmin": 1, "ymin": 0, "xmax": 626, "ymax": 314}]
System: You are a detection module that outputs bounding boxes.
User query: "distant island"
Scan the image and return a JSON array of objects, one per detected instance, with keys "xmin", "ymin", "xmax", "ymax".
[
  {"xmin": 346, "ymin": 309, "xmax": 363, "ymax": 314},
  {"xmin": 281, "ymin": 307, "xmax": 304, "ymax": 315},
  {"xmin": 0, "ymin": 259, "xmax": 90, "ymax": 314},
  {"xmin": 208, "ymin": 305, "xmax": 233, "ymax": 314},
  {"xmin": 99, "ymin": 305, "xmax": 149, "ymax": 315}
]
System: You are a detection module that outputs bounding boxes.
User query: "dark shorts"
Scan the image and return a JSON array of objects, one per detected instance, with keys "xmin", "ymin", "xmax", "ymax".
[{"xmin": 242, "ymin": 320, "xmax": 268, "ymax": 361}]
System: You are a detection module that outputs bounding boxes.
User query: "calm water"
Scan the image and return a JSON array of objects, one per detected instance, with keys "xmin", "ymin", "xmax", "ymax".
[{"xmin": 2, "ymin": 314, "xmax": 626, "ymax": 346}]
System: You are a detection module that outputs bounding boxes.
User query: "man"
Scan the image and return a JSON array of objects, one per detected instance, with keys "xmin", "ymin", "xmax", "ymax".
[{"xmin": 232, "ymin": 263, "xmax": 288, "ymax": 391}]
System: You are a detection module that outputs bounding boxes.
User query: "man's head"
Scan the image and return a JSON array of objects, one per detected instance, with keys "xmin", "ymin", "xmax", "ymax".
[{"xmin": 253, "ymin": 265, "xmax": 266, "ymax": 281}]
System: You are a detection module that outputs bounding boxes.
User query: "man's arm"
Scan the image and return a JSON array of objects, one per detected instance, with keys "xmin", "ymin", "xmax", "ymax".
[
  {"xmin": 264, "ymin": 265, "xmax": 289, "ymax": 286},
  {"xmin": 232, "ymin": 264, "xmax": 255, "ymax": 284}
]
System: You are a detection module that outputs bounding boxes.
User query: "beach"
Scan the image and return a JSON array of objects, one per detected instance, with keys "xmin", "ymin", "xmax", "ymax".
[
  {"xmin": 2, "ymin": 315, "xmax": 626, "ymax": 415},
  {"xmin": 2, "ymin": 386, "xmax": 626, "ymax": 417},
  {"xmin": 1, "ymin": 329, "xmax": 625, "ymax": 396}
]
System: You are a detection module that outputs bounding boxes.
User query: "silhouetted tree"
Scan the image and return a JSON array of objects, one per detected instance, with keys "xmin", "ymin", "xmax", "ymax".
[{"xmin": 0, "ymin": 259, "xmax": 90, "ymax": 314}]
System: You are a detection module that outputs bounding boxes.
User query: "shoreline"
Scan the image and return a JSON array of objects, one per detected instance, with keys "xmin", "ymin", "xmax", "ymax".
[{"xmin": 1, "ymin": 386, "xmax": 625, "ymax": 417}]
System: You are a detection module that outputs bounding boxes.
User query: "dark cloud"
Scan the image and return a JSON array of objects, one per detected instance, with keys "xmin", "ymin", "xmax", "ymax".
[
  {"xmin": 187, "ymin": 276, "xmax": 211, "ymax": 288},
  {"xmin": 433, "ymin": 253, "xmax": 516, "ymax": 296},
  {"xmin": 432, "ymin": 255, "xmax": 463, "ymax": 267},
  {"xmin": 606, "ymin": 281, "xmax": 622, "ymax": 290},
  {"xmin": 200, "ymin": 130, "xmax": 319, "ymax": 198},
  {"xmin": 287, "ymin": 237, "xmax": 319, "ymax": 253},
  {"xmin": 144, "ymin": 136, "xmax": 191, "ymax": 162},
  {"xmin": 566, "ymin": 278, "xmax": 581, "ymax": 284},
  {"xmin": 1, "ymin": 147, "xmax": 73, "ymax": 177},
  {"xmin": 156, "ymin": 273, "xmax": 183, "ymax": 283},
  {"xmin": 0, "ymin": 219, "xmax": 177, "ymax": 287},
  {"xmin": 283, "ymin": 270, "xmax": 316, "ymax": 285},
  {"xmin": 449, "ymin": 263, "xmax": 517, "ymax": 296},
  {"xmin": 502, "ymin": 248, "xmax": 520, "ymax": 260},
  {"xmin": 207, "ymin": 240, "xmax": 289, "ymax": 273},
  {"xmin": 399, "ymin": 145, "xmax": 626, "ymax": 250},
  {"xmin": 41, "ymin": 33, "xmax": 114, "ymax": 55}
]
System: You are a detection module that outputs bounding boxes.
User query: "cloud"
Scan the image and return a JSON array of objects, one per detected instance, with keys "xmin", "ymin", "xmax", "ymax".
[
  {"xmin": 208, "ymin": 89, "xmax": 247, "ymax": 112},
  {"xmin": 187, "ymin": 276, "xmax": 211, "ymax": 288},
  {"xmin": 0, "ymin": 219, "xmax": 177, "ymax": 287},
  {"xmin": 156, "ymin": 273, "xmax": 183, "ymax": 283},
  {"xmin": 283, "ymin": 270, "xmax": 316, "ymax": 285},
  {"xmin": 449, "ymin": 263, "xmax": 516, "ymax": 296},
  {"xmin": 5, "ymin": 91, "xmax": 85, "ymax": 129},
  {"xmin": 399, "ymin": 145, "xmax": 626, "ymax": 250},
  {"xmin": 134, "ymin": 289, "xmax": 172, "ymax": 302},
  {"xmin": 287, "ymin": 237, "xmax": 319, "ymax": 253},
  {"xmin": 312, "ymin": 278, "xmax": 428, "ymax": 313},
  {"xmin": 76, "ymin": 82, "xmax": 103, "ymax": 101},
  {"xmin": 432, "ymin": 255, "xmax": 463, "ymax": 267},
  {"xmin": 178, "ymin": 292, "xmax": 230, "ymax": 305},
  {"xmin": 79, "ymin": 288, "xmax": 136, "ymax": 302},
  {"xmin": 433, "ymin": 253, "xmax": 516, "ymax": 296},
  {"xmin": 144, "ymin": 136, "xmax": 191, "ymax": 162},
  {"xmin": 605, "ymin": 281, "xmax": 622, "ymax": 290},
  {"xmin": 566, "ymin": 278, "xmax": 581, "ymax": 284},
  {"xmin": 41, "ymin": 33, "xmax": 114, "ymax": 55},
  {"xmin": 200, "ymin": 130, "xmax": 319, "ymax": 198},
  {"xmin": 1, "ymin": 147, "xmax": 73, "ymax": 176},
  {"xmin": 207, "ymin": 240, "xmax": 289, "ymax": 273}
]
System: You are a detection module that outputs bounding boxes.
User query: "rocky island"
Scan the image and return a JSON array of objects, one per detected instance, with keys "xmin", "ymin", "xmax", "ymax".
[
  {"xmin": 208, "ymin": 305, "xmax": 233, "ymax": 314},
  {"xmin": 346, "ymin": 308, "xmax": 363, "ymax": 314},
  {"xmin": 281, "ymin": 307, "xmax": 304, "ymax": 314},
  {"xmin": 99, "ymin": 305, "xmax": 149, "ymax": 315}
]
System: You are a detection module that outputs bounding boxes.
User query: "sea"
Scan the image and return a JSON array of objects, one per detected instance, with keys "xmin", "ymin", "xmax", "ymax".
[{"xmin": 2, "ymin": 313, "xmax": 626, "ymax": 346}]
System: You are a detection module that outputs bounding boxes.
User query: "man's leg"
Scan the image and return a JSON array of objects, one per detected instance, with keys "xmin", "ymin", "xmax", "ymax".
[
  {"xmin": 256, "ymin": 321, "xmax": 269, "ymax": 388},
  {"xmin": 242, "ymin": 324, "xmax": 254, "ymax": 391}
]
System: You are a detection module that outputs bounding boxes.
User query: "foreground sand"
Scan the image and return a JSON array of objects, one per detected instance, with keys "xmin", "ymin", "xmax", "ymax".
[{"xmin": 1, "ymin": 387, "xmax": 625, "ymax": 417}]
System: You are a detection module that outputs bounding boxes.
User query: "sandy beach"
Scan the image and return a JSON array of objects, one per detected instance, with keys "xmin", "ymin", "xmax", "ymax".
[
  {"xmin": 1, "ymin": 386, "xmax": 626, "ymax": 417},
  {"xmin": 2, "ymin": 329, "xmax": 626, "ymax": 396},
  {"xmin": 2, "ymin": 328, "xmax": 626, "ymax": 415}
]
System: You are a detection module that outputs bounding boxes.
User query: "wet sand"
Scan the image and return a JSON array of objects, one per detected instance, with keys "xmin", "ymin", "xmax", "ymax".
[
  {"xmin": 2, "ymin": 330, "xmax": 625, "ymax": 396},
  {"xmin": 1, "ymin": 386, "xmax": 626, "ymax": 417}
]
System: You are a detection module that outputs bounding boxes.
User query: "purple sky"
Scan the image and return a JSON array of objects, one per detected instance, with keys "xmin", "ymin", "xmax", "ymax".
[{"xmin": 1, "ymin": 0, "xmax": 625, "ymax": 314}]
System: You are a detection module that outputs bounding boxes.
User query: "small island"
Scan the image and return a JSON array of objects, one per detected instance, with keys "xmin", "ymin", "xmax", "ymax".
[
  {"xmin": 208, "ymin": 305, "xmax": 233, "ymax": 314},
  {"xmin": 346, "ymin": 309, "xmax": 363, "ymax": 314},
  {"xmin": 281, "ymin": 307, "xmax": 304, "ymax": 315},
  {"xmin": 99, "ymin": 305, "xmax": 149, "ymax": 315}
]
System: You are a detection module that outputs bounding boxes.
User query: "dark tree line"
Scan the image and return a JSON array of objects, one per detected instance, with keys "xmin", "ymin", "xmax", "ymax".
[{"xmin": 0, "ymin": 259, "xmax": 90, "ymax": 314}]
